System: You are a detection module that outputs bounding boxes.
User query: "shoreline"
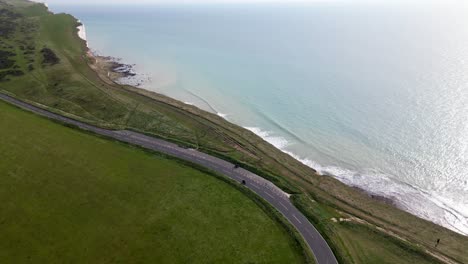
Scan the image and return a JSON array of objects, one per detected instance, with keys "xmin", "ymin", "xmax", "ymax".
[
  {"xmin": 74, "ymin": 18, "xmax": 148, "ymax": 88},
  {"xmin": 80, "ymin": 19, "xmax": 468, "ymax": 236},
  {"xmin": 247, "ymin": 126, "xmax": 468, "ymax": 236},
  {"xmin": 87, "ymin": 52, "xmax": 151, "ymax": 87}
]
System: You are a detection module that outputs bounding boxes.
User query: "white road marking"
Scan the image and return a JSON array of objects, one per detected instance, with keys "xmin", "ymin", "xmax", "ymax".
[
  {"xmin": 279, "ymin": 201, "xmax": 289, "ymax": 211},
  {"xmin": 266, "ymin": 192, "xmax": 275, "ymax": 199},
  {"xmin": 249, "ymin": 185, "xmax": 259, "ymax": 192},
  {"xmin": 250, "ymin": 182, "xmax": 260, "ymax": 188},
  {"xmin": 293, "ymin": 214, "xmax": 302, "ymax": 224}
]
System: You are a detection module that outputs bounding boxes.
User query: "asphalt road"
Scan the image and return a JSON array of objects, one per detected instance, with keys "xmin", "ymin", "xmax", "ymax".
[{"xmin": 0, "ymin": 93, "xmax": 338, "ymax": 264}]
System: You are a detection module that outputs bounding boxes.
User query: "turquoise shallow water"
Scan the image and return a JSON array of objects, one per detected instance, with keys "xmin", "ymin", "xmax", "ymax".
[{"xmin": 47, "ymin": 1, "xmax": 468, "ymax": 234}]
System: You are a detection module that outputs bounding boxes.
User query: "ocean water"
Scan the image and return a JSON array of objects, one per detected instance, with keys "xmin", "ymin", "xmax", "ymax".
[{"xmin": 45, "ymin": 1, "xmax": 468, "ymax": 235}]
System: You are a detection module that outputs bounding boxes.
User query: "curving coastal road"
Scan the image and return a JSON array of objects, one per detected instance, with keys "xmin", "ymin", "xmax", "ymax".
[{"xmin": 0, "ymin": 93, "xmax": 338, "ymax": 264}]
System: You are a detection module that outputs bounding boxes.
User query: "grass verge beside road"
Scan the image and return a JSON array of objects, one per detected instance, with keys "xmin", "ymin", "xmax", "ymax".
[
  {"xmin": 292, "ymin": 194, "xmax": 440, "ymax": 264},
  {"xmin": 0, "ymin": 100, "xmax": 307, "ymax": 263}
]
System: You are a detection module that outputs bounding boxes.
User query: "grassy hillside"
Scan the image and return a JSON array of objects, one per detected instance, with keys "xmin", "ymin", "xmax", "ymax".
[
  {"xmin": 0, "ymin": 0, "xmax": 467, "ymax": 263},
  {"xmin": 0, "ymin": 100, "xmax": 306, "ymax": 263}
]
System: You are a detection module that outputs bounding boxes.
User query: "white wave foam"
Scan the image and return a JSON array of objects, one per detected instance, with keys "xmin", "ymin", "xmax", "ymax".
[
  {"xmin": 184, "ymin": 102, "xmax": 194, "ymax": 105},
  {"xmin": 245, "ymin": 127, "xmax": 290, "ymax": 151},
  {"xmin": 244, "ymin": 126, "xmax": 468, "ymax": 235},
  {"xmin": 317, "ymin": 165, "xmax": 468, "ymax": 235},
  {"xmin": 217, "ymin": 112, "xmax": 228, "ymax": 119}
]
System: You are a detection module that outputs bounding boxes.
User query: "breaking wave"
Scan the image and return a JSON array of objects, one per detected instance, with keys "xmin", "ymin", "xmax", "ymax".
[
  {"xmin": 245, "ymin": 126, "xmax": 468, "ymax": 235},
  {"xmin": 217, "ymin": 112, "xmax": 228, "ymax": 119}
]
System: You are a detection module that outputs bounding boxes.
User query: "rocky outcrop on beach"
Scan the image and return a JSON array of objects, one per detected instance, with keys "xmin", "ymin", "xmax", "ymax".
[{"xmin": 87, "ymin": 52, "xmax": 150, "ymax": 87}]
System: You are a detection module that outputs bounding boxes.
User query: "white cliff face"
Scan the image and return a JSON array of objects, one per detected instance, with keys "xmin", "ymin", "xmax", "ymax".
[
  {"xmin": 31, "ymin": 1, "xmax": 87, "ymax": 47},
  {"xmin": 76, "ymin": 20, "xmax": 88, "ymax": 47}
]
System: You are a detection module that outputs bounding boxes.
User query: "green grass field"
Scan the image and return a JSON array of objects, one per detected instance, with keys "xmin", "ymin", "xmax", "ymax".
[
  {"xmin": 0, "ymin": 101, "xmax": 305, "ymax": 263},
  {"xmin": 1, "ymin": 0, "xmax": 467, "ymax": 263}
]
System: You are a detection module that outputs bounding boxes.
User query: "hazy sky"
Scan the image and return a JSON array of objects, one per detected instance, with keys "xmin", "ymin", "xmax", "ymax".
[
  {"xmin": 37, "ymin": 0, "xmax": 331, "ymax": 5},
  {"xmin": 34, "ymin": 0, "xmax": 458, "ymax": 8}
]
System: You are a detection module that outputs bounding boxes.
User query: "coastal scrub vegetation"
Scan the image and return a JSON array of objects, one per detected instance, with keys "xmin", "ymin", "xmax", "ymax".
[
  {"xmin": 1, "ymin": 0, "xmax": 467, "ymax": 263},
  {"xmin": 40, "ymin": 47, "xmax": 59, "ymax": 65}
]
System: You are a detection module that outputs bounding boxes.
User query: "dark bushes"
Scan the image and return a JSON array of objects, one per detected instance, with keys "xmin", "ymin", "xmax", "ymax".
[
  {"xmin": 0, "ymin": 69, "xmax": 24, "ymax": 81},
  {"xmin": 0, "ymin": 50, "xmax": 15, "ymax": 69},
  {"xmin": 41, "ymin": 47, "xmax": 60, "ymax": 65}
]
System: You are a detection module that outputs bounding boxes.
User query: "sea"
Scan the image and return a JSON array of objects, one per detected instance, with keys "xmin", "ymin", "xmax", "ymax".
[{"xmin": 43, "ymin": 0, "xmax": 468, "ymax": 235}]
